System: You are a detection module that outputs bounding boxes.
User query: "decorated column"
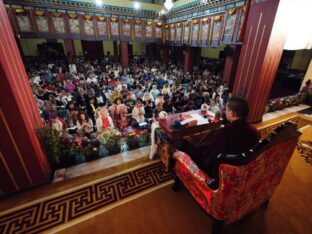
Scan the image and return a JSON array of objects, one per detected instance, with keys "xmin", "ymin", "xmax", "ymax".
[
  {"xmin": 183, "ymin": 47, "xmax": 195, "ymax": 73},
  {"xmin": 113, "ymin": 41, "xmax": 118, "ymax": 62},
  {"xmin": 0, "ymin": 0, "xmax": 51, "ymax": 196},
  {"xmin": 162, "ymin": 45, "xmax": 169, "ymax": 65},
  {"xmin": 223, "ymin": 45, "xmax": 242, "ymax": 90},
  {"xmin": 64, "ymin": 39, "xmax": 76, "ymax": 63},
  {"xmin": 232, "ymin": 0, "xmax": 289, "ymax": 122},
  {"xmin": 120, "ymin": 41, "xmax": 129, "ymax": 67}
]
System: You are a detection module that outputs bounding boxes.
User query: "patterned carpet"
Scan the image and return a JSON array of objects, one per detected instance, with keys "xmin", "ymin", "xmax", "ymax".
[{"xmin": 0, "ymin": 115, "xmax": 312, "ymax": 234}]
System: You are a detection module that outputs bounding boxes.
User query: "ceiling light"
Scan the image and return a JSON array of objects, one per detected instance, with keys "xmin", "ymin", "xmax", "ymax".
[
  {"xmin": 164, "ymin": 0, "xmax": 173, "ymax": 11},
  {"xmin": 95, "ymin": 0, "xmax": 103, "ymax": 7},
  {"xmin": 134, "ymin": 2, "xmax": 140, "ymax": 10}
]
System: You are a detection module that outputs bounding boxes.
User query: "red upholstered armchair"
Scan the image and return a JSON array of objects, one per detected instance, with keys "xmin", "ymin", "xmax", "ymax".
[{"xmin": 172, "ymin": 121, "xmax": 301, "ymax": 232}]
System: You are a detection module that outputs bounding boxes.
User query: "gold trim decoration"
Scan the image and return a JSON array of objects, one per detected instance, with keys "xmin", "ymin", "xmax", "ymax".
[
  {"xmin": 97, "ymin": 16, "xmax": 106, "ymax": 21},
  {"xmin": 123, "ymin": 18, "xmax": 129, "ymax": 23},
  {"xmin": 135, "ymin": 20, "xmax": 141, "ymax": 24},
  {"xmin": 68, "ymin": 13, "xmax": 77, "ymax": 19},
  {"xmin": 83, "ymin": 15, "xmax": 92, "ymax": 20},
  {"xmin": 193, "ymin": 19, "xmax": 199, "ymax": 24},
  {"xmin": 214, "ymin": 15, "xmax": 222, "ymax": 22},
  {"xmin": 156, "ymin": 22, "xmax": 162, "ymax": 27},
  {"xmin": 110, "ymin": 17, "xmax": 118, "ymax": 22},
  {"xmin": 146, "ymin": 21, "xmax": 152, "ymax": 26},
  {"xmin": 52, "ymin": 12, "xmax": 62, "ymax": 17},
  {"xmin": 0, "ymin": 161, "xmax": 174, "ymax": 233},
  {"xmin": 0, "ymin": 109, "xmax": 33, "ymax": 186},
  {"xmin": 177, "ymin": 22, "xmax": 181, "ymax": 27},
  {"xmin": 165, "ymin": 25, "xmax": 169, "ymax": 29},
  {"xmin": 184, "ymin": 21, "xmax": 190, "ymax": 26},
  {"xmin": 170, "ymin": 24, "xmax": 175, "ymax": 28},
  {"xmin": 34, "ymin": 11, "xmax": 45, "ymax": 16},
  {"xmin": 227, "ymin": 8, "xmax": 237, "ymax": 15},
  {"xmin": 0, "ymin": 151, "xmax": 19, "ymax": 191},
  {"xmin": 243, "ymin": 5, "xmax": 248, "ymax": 13},
  {"xmin": 14, "ymin": 9, "xmax": 25, "ymax": 14}
]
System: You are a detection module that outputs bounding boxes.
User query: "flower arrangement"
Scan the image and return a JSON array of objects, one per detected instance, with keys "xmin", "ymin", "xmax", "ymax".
[
  {"xmin": 81, "ymin": 138, "xmax": 100, "ymax": 161},
  {"xmin": 126, "ymin": 133, "xmax": 140, "ymax": 150},
  {"xmin": 97, "ymin": 128, "xmax": 122, "ymax": 155}
]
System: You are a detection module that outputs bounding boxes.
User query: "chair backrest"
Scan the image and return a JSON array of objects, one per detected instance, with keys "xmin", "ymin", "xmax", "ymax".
[{"xmin": 213, "ymin": 121, "xmax": 301, "ymax": 223}]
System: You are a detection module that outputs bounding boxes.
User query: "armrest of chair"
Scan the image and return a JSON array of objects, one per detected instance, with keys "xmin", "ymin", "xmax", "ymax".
[{"xmin": 173, "ymin": 151, "xmax": 213, "ymax": 188}]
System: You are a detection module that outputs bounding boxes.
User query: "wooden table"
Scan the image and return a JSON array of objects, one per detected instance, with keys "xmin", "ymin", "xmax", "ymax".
[{"xmin": 157, "ymin": 110, "xmax": 221, "ymax": 170}]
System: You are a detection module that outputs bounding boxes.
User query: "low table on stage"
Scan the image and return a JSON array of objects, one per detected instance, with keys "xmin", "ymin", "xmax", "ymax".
[{"xmin": 157, "ymin": 110, "xmax": 221, "ymax": 170}]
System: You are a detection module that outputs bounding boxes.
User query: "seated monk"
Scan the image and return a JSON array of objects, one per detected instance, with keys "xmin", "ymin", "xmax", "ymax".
[{"xmin": 180, "ymin": 97, "xmax": 260, "ymax": 177}]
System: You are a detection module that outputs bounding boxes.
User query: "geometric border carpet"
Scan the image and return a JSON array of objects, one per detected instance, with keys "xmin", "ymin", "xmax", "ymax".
[{"xmin": 0, "ymin": 115, "xmax": 312, "ymax": 233}]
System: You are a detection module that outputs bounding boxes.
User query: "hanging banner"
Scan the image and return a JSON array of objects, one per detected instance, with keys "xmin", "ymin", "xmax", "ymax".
[
  {"xmin": 165, "ymin": 25, "xmax": 170, "ymax": 43},
  {"xmin": 109, "ymin": 17, "xmax": 120, "ymax": 40},
  {"xmin": 145, "ymin": 21, "xmax": 153, "ymax": 42},
  {"xmin": 13, "ymin": 9, "xmax": 33, "ymax": 36},
  {"xmin": 51, "ymin": 12, "xmax": 66, "ymax": 37},
  {"xmin": 82, "ymin": 15, "xmax": 95, "ymax": 39},
  {"xmin": 155, "ymin": 21, "xmax": 163, "ymax": 43},
  {"xmin": 211, "ymin": 15, "xmax": 224, "ymax": 47},
  {"xmin": 223, "ymin": 8, "xmax": 238, "ymax": 43},
  {"xmin": 121, "ymin": 18, "xmax": 132, "ymax": 41},
  {"xmin": 200, "ymin": 18, "xmax": 211, "ymax": 47},
  {"xmin": 68, "ymin": 14, "xmax": 81, "ymax": 39},
  {"xmin": 169, "ymin": 24, "xmax": 175, "ymax": 45},
  {"xmin": 183, "ymin": 21, "xmax": 190, "ymax": 45},
  {"xmin": 33, "ymin": 11, "xmax": 50, "ymax": 34},
  {"xmin": 191, "ymin": 19, "xmax": 199, "ymax": 46},
  {"xmin": 236, "ymin": 6, "xmax": 247, "ymax": 42},
  {"xmin": 134, "ymin": 20, "xmax": 143, "ymax": 42},
  {"xmin": 96, "ymin": 17, "xmax": 107, "ymax": 39},
  {"xmin": 175, "ymin": 23, "xmax": 182, "ymax": 46}
]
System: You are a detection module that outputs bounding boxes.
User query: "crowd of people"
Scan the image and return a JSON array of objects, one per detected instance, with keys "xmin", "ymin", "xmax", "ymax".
[{"xmin": 26, "ymin": 57, "xmax": 230, "ymax": 139}]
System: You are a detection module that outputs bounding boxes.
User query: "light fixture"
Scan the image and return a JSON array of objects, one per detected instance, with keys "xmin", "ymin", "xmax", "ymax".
[
  {"xmin": 164, "ymin": 0, "xmax": 173, "ymax": 11},
  {"xmin": 134, "ymin": 1, "xmax": 140, "ymax": 10},
  {"xmin": 95, "ymin": 0, "xmax": 103, "ymax": 7},
  {"xmin": 161, "ymin": 9, "xmax": 165, "ymax": 15}
]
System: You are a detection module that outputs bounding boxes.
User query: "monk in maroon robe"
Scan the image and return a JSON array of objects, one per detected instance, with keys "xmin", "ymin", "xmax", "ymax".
[{"xmin": 181, "ymin": 97, "xmax": 260, "ymax": 177}]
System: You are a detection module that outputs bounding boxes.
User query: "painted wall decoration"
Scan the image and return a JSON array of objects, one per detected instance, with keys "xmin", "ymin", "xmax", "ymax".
[
  {"xmin": 96, "ymin": 17, "xmax": 107, "ymax": 38},
  {"xmin": 109, "ymin": 17, "xmax": 120, "ymax": 40},
  {"xmin": 155, "ymin": 21, "xmax": 163, "ymax": 43},
  {"xmin": 236, "ymin": 6, "xmax": 247, "ymax": 42},
  {"xmin": 33, "ymin": 11, "xmax": 49, "ymax": 33},
  {"xmin": 145, "ymin": 21, "xmax": 153, "ymax": 42},
  {"xmin": 169, "ymin": 24, "xmax": 175, "ymax": 44},
  {"xmin": 175, "ymin": 23, "xmax": 182, "ymax": 45},
  {"xmin": 200, "ymin": 17, "xmax": 211, "ymax": 47},
  {"xmin": 223, "ymin": 8, "xmax": 238, "ymax": 43},
  {"xmin": 183, "ymin": 21, "xmax": 190, "ymax": 45},
  {"xmin": 211, "ymin": 15, "xmax": 224, "ymax": 47},
  {"xmin": 51, "ymin": 12, "xmax": 66, "ymax": 34},
  {"xmin": 13, "ymin": 9, "xmax": 32, "ymax": 33},
  {"xmin": 121, "ymin": 18, "xmax": 132, "ymax": 41},
  {"xmin": 134, "ymin": 20, "xmax": 143, "ymax": 41},
  {"xmin": 68, "ymin": 14, "xmax": 80, "ymax": 35},
  {"xmin": 82, "ymin": 15, "xmax": 95, "ymax": 36},
  {"xmin": 191, "ymin": 19, "xmax": 199, "ymax": 46}
]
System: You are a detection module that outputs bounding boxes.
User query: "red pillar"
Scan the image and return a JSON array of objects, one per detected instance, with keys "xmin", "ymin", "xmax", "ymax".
[
  {"xmin": 162, "ymin": 45, "xmax": 169, "ymax": 65},
  {"xmin": 120, "ymin": 41, "xmax": 129, "ymax": 67},
  {"xmin": 64, "ymin": 39, "xmax": 76, "ymax": 63},
  {"xmin": 232, "ymin": 0, "xmax": 289, "ymax": 122},
  {"xmin": 184, "ymin": 47, "xmax": 195, "ymax": 73},
  {"xmin": 113, "ymin": 41, "xmax": 118, "ymax": 62},
  {"xmin": 0, "ymin": 0, "xmax": 51, "ymax": 196},
  {"xmin": 223, "ymin": 45, "xmax": 241, "ymax": 90}
]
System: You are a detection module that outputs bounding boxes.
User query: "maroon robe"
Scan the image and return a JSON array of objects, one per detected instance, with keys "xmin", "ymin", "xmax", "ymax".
[{"xmin": 181, "ymin": 119, "xmax": 260, "ymax": 177}]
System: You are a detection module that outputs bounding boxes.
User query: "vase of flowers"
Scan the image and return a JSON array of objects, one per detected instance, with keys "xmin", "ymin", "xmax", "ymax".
[
  {"xmin": 97, "ymin": 128, "xmax": 122, "ymax": 155},
  {"xmin": 81, "ymin": 139, "xmax": 100, "ymax": 161},
  {"xmin": 59, "ymin": 136, "xmax": 79, "ymax": 167},
  {"xmin": 126, "ymin": 133, "xmax": 140, "ymax": 150}
]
